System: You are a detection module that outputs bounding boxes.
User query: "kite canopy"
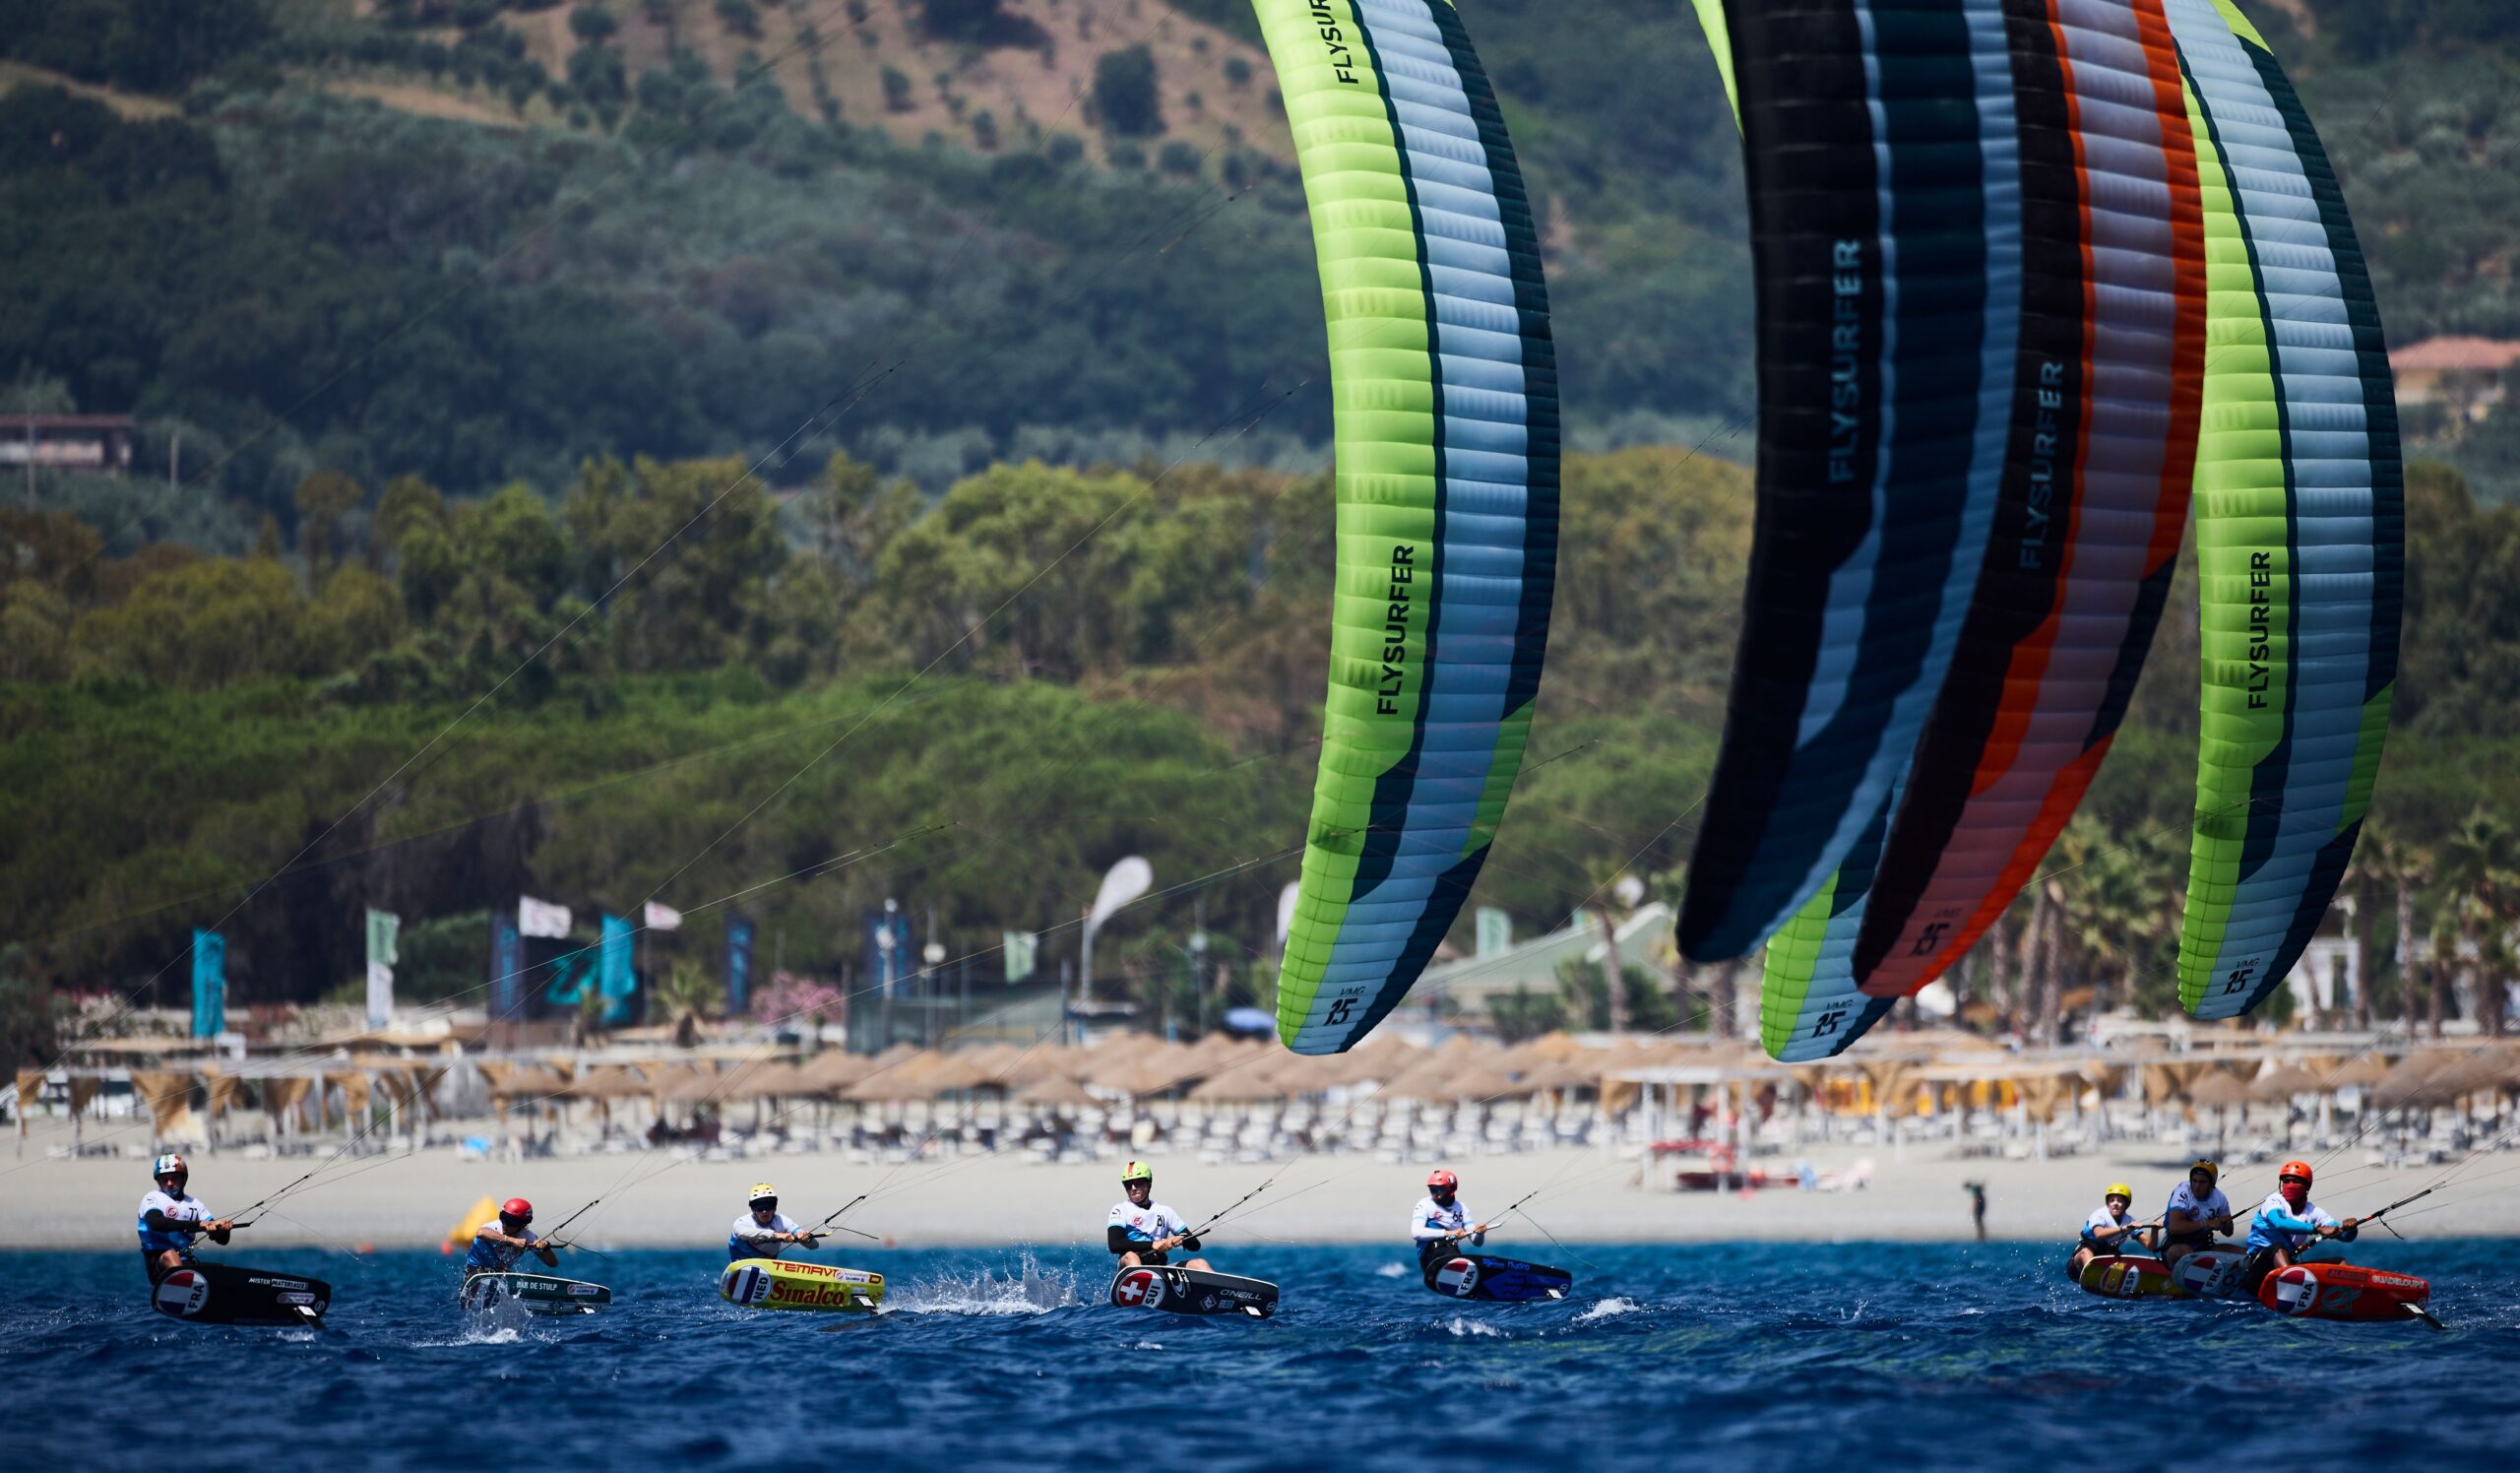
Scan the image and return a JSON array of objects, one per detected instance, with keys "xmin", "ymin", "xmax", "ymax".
[
  {"xmin": 1686, "ymin": 0, "xmax": 2212, "ymax": 1063},
  {"xmin": 1691, "ymin": 0, "xmax": 2397, "ymax": 1058},
  {"xmin": 1259, "ymin": 0, "xmax": 1560, "ymax": 1055},
  {"xmin": 2164, "ymin": 0, "xmax": 2401, "ymax": 1020}
]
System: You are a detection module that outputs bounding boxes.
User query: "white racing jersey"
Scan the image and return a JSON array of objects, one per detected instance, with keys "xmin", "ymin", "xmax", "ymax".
[
  {"xmin": 1412, "ymin": 1196, "xmax": 1483, "ymax": 1249},
  {"xmin": 2162, "ymin": 1182, "xmax": 2232, "ymax": 1238},
  {"xmin": 729, "ymin": 1211, "xmax": 802, "ymax": 1261},
  {"xmin": 136, "ymin": 1189, "xmax": 215, "ymax": 1253},
  {"xmin": 2081, "ymin": 1205, "xmax": 2138, "ymax": 1245},
  {"xmin": 1108, "ymin": 1199, "xmax": 1190, "ymax": 1253}
]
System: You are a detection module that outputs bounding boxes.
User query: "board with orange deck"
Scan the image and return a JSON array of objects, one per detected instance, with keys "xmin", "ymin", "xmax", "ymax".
[
  {"xmin": 2257, "ymin": 1262, "xmax": 2434, "ymax": 1325},
  {"xmin": 719, "ymin": 1258, "xmax": 885, "ymax": 1313}
]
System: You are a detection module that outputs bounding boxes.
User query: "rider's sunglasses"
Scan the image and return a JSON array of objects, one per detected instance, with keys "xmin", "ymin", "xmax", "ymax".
[{"xmin": 2279, "ymin": 1174, "xmax": 2308, "ymax": 1185}]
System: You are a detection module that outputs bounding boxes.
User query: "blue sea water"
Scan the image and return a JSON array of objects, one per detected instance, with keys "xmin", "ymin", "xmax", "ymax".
[{"xmin": 2, "ymin": 1241, "xmax": 2511, "ymax": 1471}]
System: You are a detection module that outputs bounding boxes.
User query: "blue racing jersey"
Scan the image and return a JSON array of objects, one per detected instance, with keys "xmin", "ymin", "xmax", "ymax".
[
  {"xmin": 464, "ymin": 1217, "xmax": 544, "ymax": 1273},
  {"xmin": 2245, "ymin": 1191, "xmax": 2353, "ymax": 1253}
]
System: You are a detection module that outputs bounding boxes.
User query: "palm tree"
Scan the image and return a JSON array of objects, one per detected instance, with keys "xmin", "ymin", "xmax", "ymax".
[
  {"xmin": 2028, "ymin": 878, "xmax": 2066, "ymax": 1047},
  {"xmin": 2399, "ymin": 837, "xmax": 2433, "ymax": 1039},
  {"xmin": 2354, "ymin": 821, "xmax": 2424, "ymax": 1036},
  {"xmin": 2435, "ymin": 810, "xmax": 2520, "ymax": 1037},
  {"xmin": 2066, "ymin": 819, "xmax": 2174, "ymax": 1023}
]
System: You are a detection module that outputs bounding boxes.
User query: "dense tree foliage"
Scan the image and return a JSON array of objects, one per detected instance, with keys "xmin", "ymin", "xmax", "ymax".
[
  {"xmin": 7, "ymin": 3, "xmax": 2516, "ymax": 503},
  {"xmin": 0, "ymin": 0, "xmax": 272, "ymax": 93},
  {"xmin": 7, "ymin": 445, "xmax": 2517, "ymax": 1038},
  {"xmin": 0, "ymin": 80, "xmax": 1329, "ymax": 520},
  {"xmin": 9, "ymin": 3, "xmax": 2520, "ymax": 1036}
]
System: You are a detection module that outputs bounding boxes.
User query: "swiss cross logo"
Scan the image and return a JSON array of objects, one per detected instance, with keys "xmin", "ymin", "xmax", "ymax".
[{"xmin": 1113, "ymin": 1269, "xmax": 1161, "ymax": 1307}]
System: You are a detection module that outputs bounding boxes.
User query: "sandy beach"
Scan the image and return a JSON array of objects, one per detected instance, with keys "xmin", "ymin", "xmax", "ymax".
[{"xmin": 5, "ymin": 1118, "xmax": 2508, "ymax": 1251}]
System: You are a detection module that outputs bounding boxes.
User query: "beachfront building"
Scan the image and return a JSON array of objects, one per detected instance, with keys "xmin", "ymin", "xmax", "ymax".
[
  {"xmin": 0, "ymin": 414, "xmax": 136, "ymax": 474},
  {"xmin": 1410, "ymin": 903, "xmax": 1682, "ymax": 1035},
  {"xmin": 2389, "ymin": 336, "xmax": 2520, "ymax": 422}
]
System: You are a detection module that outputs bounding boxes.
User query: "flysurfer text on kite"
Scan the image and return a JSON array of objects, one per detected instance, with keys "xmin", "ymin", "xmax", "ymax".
[
  {"xmin": 1309, "ymin": 0, "xmax": 1362, "ymax": 85},
  {"xmin": 1827, "ymin": 238, "xmax": 1864, "ymax": 487},
  {"xmin": 1374, "ymin": 544, "xmax": 1416, "ymax": 716},
  {"xmin": 2019, "ymin": 358, "xmax": 2069, "ymax": 571}
]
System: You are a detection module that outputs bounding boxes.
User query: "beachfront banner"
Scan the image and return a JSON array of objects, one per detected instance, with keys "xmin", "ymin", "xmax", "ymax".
[
  {"xmin": 190, "ymin": 929, "xmax": 224, "ymax": 1038},
  {"xmin": 599, "ymin": 914, "xmax": 638, "ymax": 1025},
  {"xmin": 489, "ymin": 911, "xmax": 526, "ymax": 1021},
  {"xmin": 1477, "ymin": 907, "xmax": 1513, "ymax": 958},
  {"xmin": 725, "ymin": 917, "xmax": 755, "ymax": 1018},
  {"xmin": 644, "ymin": 901, "xmax": 683, "ymax": 931},
  {"xmin": 519, "ymin": 895, "xmax": 572, "ymax": 938},
  {"xmin": 364, "ymin": 908, "xmax": 400, "ymax": 1028},
  {"xmin": 867, "ymin": 904, "xmax": 913, "ymax": 998},
  {"xmin": 1004, "ymin": 930, "xmax": 1038, "ymax": 985}
]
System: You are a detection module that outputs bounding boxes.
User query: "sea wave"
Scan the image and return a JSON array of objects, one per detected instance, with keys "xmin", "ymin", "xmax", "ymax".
[{"xmin": 2, "ymin": 1241, "xmax": 2500, "ymax": 1472}]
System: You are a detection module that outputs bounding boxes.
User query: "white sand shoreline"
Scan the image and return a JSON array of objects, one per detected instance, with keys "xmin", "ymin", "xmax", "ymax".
[{"xmin": 6, "ymin": 1120, "xmax": 2510, "ymax": 1250}]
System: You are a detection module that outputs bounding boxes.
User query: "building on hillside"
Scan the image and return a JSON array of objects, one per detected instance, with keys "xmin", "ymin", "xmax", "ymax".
[
  {"xmin": 2389, "ymin": 336, "xmax": 2520, "ymax": 422},
  {"xmin": 0, "ymin": 414, "xmax": 137, "ymax": 475},
  {"xmin": 1415, "ymin": 902, "xmax": 1676, "ymax": 1027}
]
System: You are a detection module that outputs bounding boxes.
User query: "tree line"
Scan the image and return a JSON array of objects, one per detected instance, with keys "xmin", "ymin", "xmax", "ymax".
[{"xmin": 6, "ymin": 447, "xmax": 2520, "ymax": 1055}]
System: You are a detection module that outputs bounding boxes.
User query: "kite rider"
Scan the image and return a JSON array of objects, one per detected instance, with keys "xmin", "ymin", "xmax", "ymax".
[
  {"xmin": 464, "ymin": 1196, "xmax": 560, "ymax": 1279},
  {"xmin": 1412, "ymin": 1169, "xmax": 1492, "ymax": 1277},
  {"xmin": 1107, "ymin": 1161, "xmax": 1209, "ymax": 1270},
  {"xmin": 728, "ymin": 1183, "xmax": 825, "ymax": 1262},
  {"xmin": 2240, "ymin": 1160, "xmax": 2358, "ymax": 1291},
  {"xmin": 2158, "ymin": 1159, "xmax": 2236, "ymax": 1270},
  {"xmin": 137, "ymin": 1154, "xmax": 233, "ymax": 1284},
  {"xmin": 2065, "ymin": 1182, "xmax": 2157, "ymax": 1280}
]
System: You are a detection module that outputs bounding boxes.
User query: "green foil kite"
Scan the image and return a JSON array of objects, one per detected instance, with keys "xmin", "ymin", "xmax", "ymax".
[
  {"xmin": 2166, "ymin": 0, "xmax": 2402, "ymax": 1020},
  {"xmin": 1256, "ymin": 0, "xmax": 1558, "ymax": 1055}
]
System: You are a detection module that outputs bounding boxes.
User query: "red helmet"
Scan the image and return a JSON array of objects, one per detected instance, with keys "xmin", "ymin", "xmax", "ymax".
[
  {"xmin": 1426, "ymin": 1170, "xmax": 1458, "ymax": 1192},
  {"xmin": 500, "ymin": 1197, "xmax": 535, "ymax": 1223}
]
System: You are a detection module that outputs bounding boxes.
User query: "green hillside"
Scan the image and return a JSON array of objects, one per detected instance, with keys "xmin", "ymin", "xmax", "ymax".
[{"xmin": 6, "ymin": 1, "xmax": 2520, "ymax": 1048}]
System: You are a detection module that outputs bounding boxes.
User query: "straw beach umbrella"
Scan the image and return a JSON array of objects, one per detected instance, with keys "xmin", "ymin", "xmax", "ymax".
[
  {"xmin": 2185, "ymin": 1069, "xmax": 2251, "ymax": 1156},
  {"xmin": 1015, "ymin": 1073, "xmax": 1098, "ymax": 1108}
]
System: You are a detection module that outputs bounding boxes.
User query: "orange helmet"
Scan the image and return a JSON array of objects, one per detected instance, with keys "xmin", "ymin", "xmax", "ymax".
[
  {"xmin": 1427, "ymin": 1170, "xmax": 1459, "ymax": 1193},
  {"xmin": 2278, "ymin": 1160, "xmax": 2313, "ymax": 1185}
]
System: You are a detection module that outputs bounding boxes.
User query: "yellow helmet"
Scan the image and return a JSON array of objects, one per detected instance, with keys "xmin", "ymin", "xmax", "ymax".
[
  {"xmin": 2105, "ymin": 1183, "xmax": 2133, "ymax": 1202},
  {"xmin": 1120, "ymin": 1161, "xmax": 1154, "ymax": 1184},
  {"xmin": 2189, "ymin": 1158, "xmax": 2219, "ymax": 1180},
  {"xmin": 746, "ymin": 1183, "xmax": 779, "ymax": 1206}
]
